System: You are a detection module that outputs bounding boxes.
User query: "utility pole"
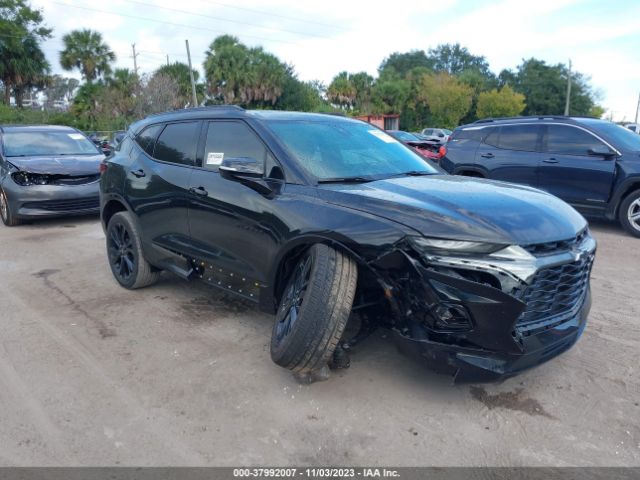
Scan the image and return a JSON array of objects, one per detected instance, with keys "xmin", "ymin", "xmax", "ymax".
[
  {"xmin": 185, "ymin": 39, "xmax": 198, "ymax": 107},
  {"xmin": 564, "ymin": 58, "xmax": 572, "ymax": 116},
  {"xmin": 635, "ymin": 91, "xmax": 640, "ymax": 124},
  {"xmin": 166, "ymin": 54, "xmax": 169, "ymax": 66},
  {"xmin": 131, "ymin": 43, "xmax": 139, "ymax": 76}
]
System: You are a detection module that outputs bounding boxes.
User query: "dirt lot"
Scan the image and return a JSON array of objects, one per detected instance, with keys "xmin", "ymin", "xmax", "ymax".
[{"xmin": 0, "ymin": 217, "xmax": 638, "ymax": 466}]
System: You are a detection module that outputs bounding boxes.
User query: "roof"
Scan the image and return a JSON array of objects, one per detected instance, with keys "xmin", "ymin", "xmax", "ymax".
[
  {"xmin": 0, "ymin": 124, "xmax": 79, "ymax": 133},
  {"xmin": 129, "ymin": 106, "xmax": 359, "ymax": 134}
]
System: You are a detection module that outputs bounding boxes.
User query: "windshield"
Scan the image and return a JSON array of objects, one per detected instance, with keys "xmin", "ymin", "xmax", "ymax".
[
  {"xmin": 266, "ymin": 121, "xmax": 437, "ymax": 180},
  {"xmin": 579, "ymin": 119, "xmax": 640, "ymax": 152},
  {"xmin": 2, "ymin": 131, "xmax": 100, "ymax": 157}
]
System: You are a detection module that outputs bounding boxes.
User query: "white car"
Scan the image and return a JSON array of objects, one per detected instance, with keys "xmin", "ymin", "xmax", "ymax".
[{"xmin": 420, "ymin": 128, "xmax": 452, "ymax": 145}]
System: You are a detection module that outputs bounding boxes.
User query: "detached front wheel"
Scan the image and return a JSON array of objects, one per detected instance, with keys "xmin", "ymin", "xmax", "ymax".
[
  {"xmin": 106, "ymin": 211, "xmax": 160, "ymax": 289},
  {"xmin": 270, "ymin": 244, "xmax": 358, "ymax": 375}
]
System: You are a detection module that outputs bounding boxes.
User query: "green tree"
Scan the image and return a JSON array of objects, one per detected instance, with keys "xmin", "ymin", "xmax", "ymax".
[
  {"xmin": 59, "ymin": 29, "xmax": 115, "ymax": 82},
  {"xmin": 378, "ymin": 50, "xmax": 433, "ymax": 77},
  {"xmin": 154, "ymin": 62, "xmax": 202, "ymax": 105},
  {"xmin": 427, "ymin": 43, "xmax": 492, "ymax": 77},
  {"xmin": 0, "ymin": 0, "xmax": 52, "ymax": 105},
  {"xmin": 44, "ymin": 75, "xmax": 79, "ymax": 108},
  {"xmin": 326, "ymin": 71, "xmax": 357, "ymax": 109},
  {"xmin": 415, "ymin": 72, "xmax": 473, "ymax": 129},
  {"xmin": 505, "ymin": 58, "xmax": 597, "ymax": 116},
  {"xmin": 274, "ymin": 66, "xmax": 328, "ymax": 112},
  {"xmin": 476, "ymin": 85, "xmax": 526, "ymax": 119},
  {"xmin": 203, "ymin": 35, "xmax": 286, "ymax": 106}
]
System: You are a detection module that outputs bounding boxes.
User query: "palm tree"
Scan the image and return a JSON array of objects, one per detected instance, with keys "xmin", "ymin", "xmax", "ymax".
[
  {"xmin": 0, "ymin": 34, "xmax": 50, "ymax": 106},
  {"xmin": 59, "ymin": 29, "xmax": 116, "ymax": 82},
  {"xmin": 327, "ymin": 72, "xmax": 357, "ymax": 109}
]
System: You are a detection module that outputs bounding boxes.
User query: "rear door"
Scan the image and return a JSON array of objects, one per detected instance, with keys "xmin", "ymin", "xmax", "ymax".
[
  {"xmin": 538, "ymin": 124, "xmax": 616, "ymax": 206},
  {"xmin": 187, "ymin": 120, "xmax": 285, "ymax": 295},
  {"xmin": 474, "ymin": 124, "xmax": 542, "ymax": 187},
  {"xmin": 126, "ymin": 121, "xmax": 199, "ymax": 264}
]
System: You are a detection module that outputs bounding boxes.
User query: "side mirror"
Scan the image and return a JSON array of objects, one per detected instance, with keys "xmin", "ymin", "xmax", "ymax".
[
  {"xmin": 219, "ymin": 157, "xmax": 264, "ymax": 178},
  {"xmin": 588, "ymin": 145, "xmax": 616, "ymax": 158}
]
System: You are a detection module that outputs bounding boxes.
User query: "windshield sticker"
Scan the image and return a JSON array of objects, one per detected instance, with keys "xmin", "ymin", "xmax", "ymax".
[
  {"xmin": 206, "ymin": 152, "xmax": 224, "ymax": 165},
  {"xmin": 368, "ymin": 129, "xmax": 398, "ymax": 143},
  {"xmin": 68, "ymin": 133, "xmax": 85, "ymax": 140}
]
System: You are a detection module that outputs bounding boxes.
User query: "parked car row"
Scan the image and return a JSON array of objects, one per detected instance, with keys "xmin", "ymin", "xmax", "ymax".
[{"xmin": 2, "ymin": 109, "xmax": 621, "ymax": 386}]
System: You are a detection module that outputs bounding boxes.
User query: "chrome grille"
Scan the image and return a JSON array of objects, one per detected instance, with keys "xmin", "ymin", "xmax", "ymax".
[{"xmin": 517, "ymin": 253, "xmax": 594, "ymax": 326}]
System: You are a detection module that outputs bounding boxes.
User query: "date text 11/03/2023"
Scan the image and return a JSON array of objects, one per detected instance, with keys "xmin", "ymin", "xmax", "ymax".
[{"xmin": 232, "ymin": 468, "xmax": 400, "ymax": 478}]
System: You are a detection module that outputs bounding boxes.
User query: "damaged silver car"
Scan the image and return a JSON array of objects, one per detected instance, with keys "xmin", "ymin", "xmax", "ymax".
[{"xmin": 0, "ymin": 125, "xmax": 104, "ymax": 226}]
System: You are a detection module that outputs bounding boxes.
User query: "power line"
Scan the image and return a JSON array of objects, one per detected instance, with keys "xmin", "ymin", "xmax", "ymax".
[
  {"xmin": 49, "ymin": 1, "xmax": 299, "ymax": 45},
  {"xmin": 193, "ymin": 0, "xmax": 345, "ymax": 31},
  {"xmin": 120, "ymin": 0, "xmax": 333, "ymax": 40}
]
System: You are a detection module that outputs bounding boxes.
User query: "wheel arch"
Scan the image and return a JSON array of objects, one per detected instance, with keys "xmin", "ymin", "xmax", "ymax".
[
  {"xmin": 101, "ymin": 194, "xmax": 132, "ymax": 231},
  {"xmin": 608, "ymin": 178, "xmax": 640, "ymax": 219},
  {"xmin": 261, "ymin": 234, "xmax": 369, "ymax": 314}
]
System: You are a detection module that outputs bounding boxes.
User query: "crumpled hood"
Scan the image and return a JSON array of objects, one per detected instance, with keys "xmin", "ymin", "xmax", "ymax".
[
  {"xmin": 7, "ymin": 155, "xmax": 104, "ymax": 176},
  {"xmin": 317, "ymin": 175, "xmax": 587, "ymax": 245}
]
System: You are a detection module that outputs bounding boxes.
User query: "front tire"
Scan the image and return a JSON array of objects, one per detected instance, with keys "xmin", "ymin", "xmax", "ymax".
[
  {"xmin": 0, "ymin": 188, "xmax": 21, "ymax": 226},
  {"xmin": 618, "ymin": 190, "xmax": 640, "ymax": 238},
  {"xmin": 270, "ymin": 244, "xmax": 358, "ymax": 374},
  {"xmin": 106, "ymin": 211, "xmax": 160, "ymax": 289}
]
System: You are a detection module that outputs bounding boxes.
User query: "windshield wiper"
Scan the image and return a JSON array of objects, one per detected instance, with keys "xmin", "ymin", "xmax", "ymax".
[
  {"xmin": 385, "ymin": 170, "xmax": 434, "ymax": 178},
  {"xmin": 318, "ymin": 176, "xmax": 375, "ymax": 184}
]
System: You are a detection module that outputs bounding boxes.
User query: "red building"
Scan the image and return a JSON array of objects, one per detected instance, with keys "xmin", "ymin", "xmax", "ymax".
[{"xmin": 354, "ymin": 114, "xmax": 400, "ymax": 130}]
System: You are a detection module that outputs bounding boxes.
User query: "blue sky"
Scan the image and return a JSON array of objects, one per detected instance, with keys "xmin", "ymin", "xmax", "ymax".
[{"xmin": 32, "ymin": 0, "xmax": 640, "ymax": 122}]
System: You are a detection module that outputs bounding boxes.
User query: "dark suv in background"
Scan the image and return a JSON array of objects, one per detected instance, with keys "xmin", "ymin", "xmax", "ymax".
[
  {"xmin": 100, "ymin": 107, "xmax": 595, "ymax": 383},
  {"xmin": 441, "ymin": 116, "xmax": 640, "ymax": 237}
]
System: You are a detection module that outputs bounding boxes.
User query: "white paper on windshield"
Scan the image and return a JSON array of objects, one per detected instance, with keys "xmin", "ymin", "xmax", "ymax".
[
  {"xmin": 368, "ymin": 129, "xmax": 398, "ymax": 143},
  {"xmin": 68, "ymin": 133, "xmax": 85, "ymax": 140},
  {"xmin": 206, "ymin": 152, "xmax": 224, "ymax": 165}
]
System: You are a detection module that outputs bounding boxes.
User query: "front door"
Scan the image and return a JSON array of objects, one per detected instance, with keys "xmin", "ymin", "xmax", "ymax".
[
  {"xmin": 187, "ymin": 120, "xmax": 285, "ymax": 296},
  {"xmin": 538, "ymin": 124, "xmax": 616, "ymax": 209}
]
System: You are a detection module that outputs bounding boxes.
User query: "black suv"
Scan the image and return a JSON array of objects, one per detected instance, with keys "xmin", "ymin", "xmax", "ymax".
[
  {"xmin": 100, "ymin": 107, "xmax": 596, "ymax": 383},
  {"xmin": 440, "ymin": 116, "xmax": 640, "ymax": 237}
]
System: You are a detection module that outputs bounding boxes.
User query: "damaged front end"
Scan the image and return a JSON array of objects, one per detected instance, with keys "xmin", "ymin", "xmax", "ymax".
[{"xmin": 365, "ymin": 229, "xmax": 596, "ymax": 383}]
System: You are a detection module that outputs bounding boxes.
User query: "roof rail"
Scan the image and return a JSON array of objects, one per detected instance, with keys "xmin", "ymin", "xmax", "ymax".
[
  {"xmin": 473, "ymin": 115, "xmax": 596, "ymax": 124},
  {"xmin": 145, "ymin": 105, "xmax": 245, "ymax": 118}
]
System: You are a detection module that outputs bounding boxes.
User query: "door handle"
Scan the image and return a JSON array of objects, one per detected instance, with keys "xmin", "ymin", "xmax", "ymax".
[
  {"xmin": 189, "ymin": 186, "xmax": 208, "ymax": 196},
  {"xmin": 480, "ymin": 153, "xmax": 494, "ymax": 158},
  {"xmin": 543, "ymin": 158, "xmax": 559, "ymax": 164},
  {"xmin": 131, "ymin": 169, "xmax": 146, "ymax": 178}
]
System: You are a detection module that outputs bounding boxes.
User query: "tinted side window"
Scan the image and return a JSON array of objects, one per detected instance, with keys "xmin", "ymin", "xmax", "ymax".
[
  {"xmin": 153, "ymin": 122, "xmax": 199, "ymax": 166},
  {"xmin": 455, "ymin": 128, "xmax": 484, "ymax": 142},
  {"xmin": 497, "ymin": 125, "xmax": 539, "ymax": 151},
  {"xmin": 483, "ymin": 127, "xmax": 500, "ymax": 147},
  {"xmin": 546, "ymin": 125, "xmax": 604, "ymax": 155},
  {"xmin": 136, "ymin": 124, "xmax": 163, "ymax": 155},
  {"xmin": 203, "ymin": 121, "xmax": 269, "ymax": 171}
]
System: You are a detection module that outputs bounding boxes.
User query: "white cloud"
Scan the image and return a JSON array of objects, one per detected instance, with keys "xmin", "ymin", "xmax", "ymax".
[{"xmin": 30, "ymin": 0, "xmax": 640, "ymax": 121}]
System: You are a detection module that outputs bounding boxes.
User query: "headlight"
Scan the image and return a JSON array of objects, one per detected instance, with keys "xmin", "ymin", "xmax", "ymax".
[
  {"xmin": 11, "ymin": 172, "xmax": 52, "ymax": 186},
  {"xmin": 410, "ymin": 236, "xmax": 506, "ymax": 255}
]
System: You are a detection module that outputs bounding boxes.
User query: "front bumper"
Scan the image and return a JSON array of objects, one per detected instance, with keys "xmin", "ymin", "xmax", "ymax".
[
  {"xmin": 373, "ymin": 232, "xmax": 596, "ymax": 383},
  {"xmin": 4, "ymin": 181, "xmax": 100, "ymax": 219},
  {"xmin": 392, "ymin": 288, "xmax": 590, "ymax": 383}
]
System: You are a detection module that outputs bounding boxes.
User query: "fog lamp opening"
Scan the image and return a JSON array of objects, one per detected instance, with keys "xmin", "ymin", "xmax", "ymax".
[{"xmin": 432, "ymin": 303, "xmax": 473, "ymax": 332}]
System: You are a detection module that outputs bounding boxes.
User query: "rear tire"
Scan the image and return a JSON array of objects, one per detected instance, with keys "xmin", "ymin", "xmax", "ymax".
[
  {"xmin": 0, "ymin": 188, "xmax": 21, "ymax": 226},
  {"xmin": 106, "ymin": 211, "xmax": 160, "ymax": 289},
  {"xmin": 270, "ymin": 244, "xmax": 358, "ymax": 374},
  {"xmin": 618, "ymin": 190, "xmax": 640, "ymax": 238}
]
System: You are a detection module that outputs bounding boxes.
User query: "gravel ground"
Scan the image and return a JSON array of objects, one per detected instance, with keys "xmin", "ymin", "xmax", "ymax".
[{"xmin": 0, "ymin": 216, "xmax": 638, "ymax": 466}]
